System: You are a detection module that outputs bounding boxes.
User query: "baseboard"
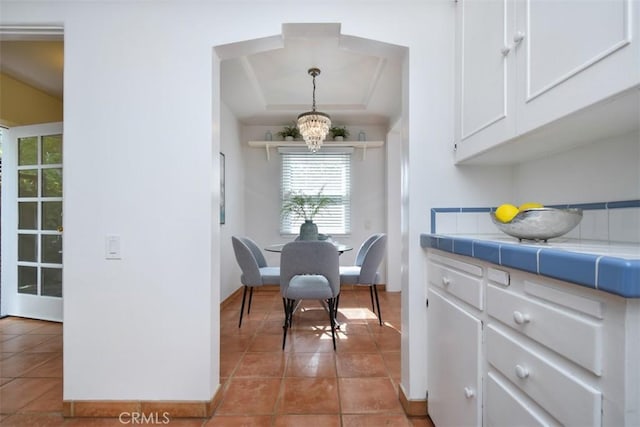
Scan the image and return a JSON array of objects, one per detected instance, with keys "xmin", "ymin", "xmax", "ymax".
[
  {"xmin": 63, "ymin": 385, "xmax": 223, "ymax": 419},
  {"xmin": 398, "ymin": 384, "xmax": 428, "ymax": 417}
]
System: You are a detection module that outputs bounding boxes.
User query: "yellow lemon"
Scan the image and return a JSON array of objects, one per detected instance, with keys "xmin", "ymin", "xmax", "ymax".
[
  {"xmin": 518, "ymin": 202, "xmax": 544, "ymax": 211},
  {"xmin": 495, "ymin": 204, "xmax": 520, "ymax": 223}
]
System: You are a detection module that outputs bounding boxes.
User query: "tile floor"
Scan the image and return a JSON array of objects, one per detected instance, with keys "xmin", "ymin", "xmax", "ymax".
[{"xmin": 0, "ymin": 287, "xmax": 434, "ymax": 426}]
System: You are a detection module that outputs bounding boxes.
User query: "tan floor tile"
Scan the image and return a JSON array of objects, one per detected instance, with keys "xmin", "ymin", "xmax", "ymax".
[
  {"xmin": 219, "ymin": 334, "xmax": 253, "ymax": 353},
  {"xmin": 342, "ymin": 414, "xmax": 412, "ymax": 426},
  {"xmin": 339, "ymin": 377, "xmax": 404, "ymax": 414},
  {"xmin": 215, "ymin": 378, "xmax": 281, "ymax": 415},
  {"xmin": 285, "ymin": 353, "xmax": 336, "ymax": 378},
  {"xmin": 277, "ymin": 377, "xmax": 339, "ymax": 414},
  {"xmin": 234, "ymin": 352, "xmax": 286, "ymax": 378},
  {"xmin": 274, "ymin": 414, "xmax": 341, "ymax": 426},
  {"xmin": 0, "ymin": 378, "xmax": 59, "ymax": 413},
  {"xmin": 0, "ymin": 334, "xmax": 54, "ymax": 353},
  {"xmin": 18, "ymin": 379, "xmax": 62, "ymax": 412},
  {"xmin": 288, "ymin": 332, "xmax": 337, "ymax": 353},
  {"xmin": 0, "ymin": 413, "xmax": 66, "ymax": 426},
  {"xmin": 381, "ymin": 351, "xmax": 401, "ymax": 379},
  {"xmin": 205, "ymin": 415, "xmax": 272, "ymax": 426},
  {"xmin": 335, "ymin": 333, "xmax": 378, "ymax": 353},
  {"xmin": 22, "ymin": 355, "xmax": 63, "ymax": 378},
  {"xmin": 219, "ymin": 352, "xmax": 243, "ymax": 379},
  {"xmin": 26, "ymin": 335, "xmax": 63, "ymax": 353},
  {"xmin": 0, "ymin": 352, "xmax": 58, "ymax": 378},
  {"xmin": 336, "ymin": 353, "xmax": 388, "ymax": 378},
  {"xmin": 247, "ymin": 334, "xmax": 288, "ymax": 352}
]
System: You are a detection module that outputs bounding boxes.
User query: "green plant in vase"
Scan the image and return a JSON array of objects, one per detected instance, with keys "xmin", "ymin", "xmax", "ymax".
[
  {"xmin": 329, "ymin": 126, "xmax": 349, "ymax": 141},
  {"xmin": 281, "ymin": 187, "xmax": 334, "ymax": 240},
  {"xmin": 277, "ymin": 124, "xmax": 301, "ymax": 140}
]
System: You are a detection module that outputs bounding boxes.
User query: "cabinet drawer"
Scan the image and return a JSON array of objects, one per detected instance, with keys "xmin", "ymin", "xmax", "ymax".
[
  {"xmin": 487, "ymin": 284, "xmax": 602, "ymax": 375},
  {"xmin": 486, "ymin": 325, "xmax": 601, "ymax": 427},
  {"xmin": 428, "ymin": 257, "xmax": 483, "ymax": 310},
  {"xmin": 486, "ymin": 371, "xmax": 559, "ymax": 427}
]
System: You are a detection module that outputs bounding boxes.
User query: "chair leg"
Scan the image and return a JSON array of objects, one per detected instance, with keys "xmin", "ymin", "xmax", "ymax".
[
  {"xmin": 247, "ymin": 286, "xmax": 254, "ymax": 314},
  {"xmin": 372, "ymin": 285, "xmax": 382, "ymax": 325},
  {"xmin": 238, "ymin": 286, "xmax": 249, "ymax": 328},
  {"xmin": 369, "ymin": 286, "xmax": 376, "ymax": 313},
  {"xmin": 282, "ymin": 298, "xmax": 295, "ymax": 350},
  {"xmin": 327, "ymin": 297, "xmax": 337, "ymax": 351}
]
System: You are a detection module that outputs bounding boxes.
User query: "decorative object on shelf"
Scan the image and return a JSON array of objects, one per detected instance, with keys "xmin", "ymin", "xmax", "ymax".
[
  {"xmin": 490, "ymin": 207, "xmax": 583, "ymax": 242},
  {"xmin": 281, "ymin": 187, "xmax": 334, "ymax": 240},
  {"xmin": 329, "ymin": 125, "xmax": 349, "ymax": 141},
  {"xmin": 297, "ymin": 67, "xmax": 331, "ymax": 152},
  {"xmin": 265, "ymin": 130, "xmax": 273, "ymax": 141},
  {"xmin": 277, "ymin": 124, "xmax": 300, "ymax": 141},
  {"xmin": 358, "ymin": 130, "xmax": 366, "ymax": 141}
]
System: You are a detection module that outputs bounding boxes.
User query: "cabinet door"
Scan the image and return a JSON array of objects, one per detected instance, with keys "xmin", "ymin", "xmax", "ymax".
[
  {"xmin": 517, "ymin": 0, "xmax": 639, "ymax": 134},
  {"xmin": 455, "ymin": 0, "xmax": 517, "ymax": 162},
  {"xmin": 427, "ymin": 288, "xmax": 482, "ymax": 427}
]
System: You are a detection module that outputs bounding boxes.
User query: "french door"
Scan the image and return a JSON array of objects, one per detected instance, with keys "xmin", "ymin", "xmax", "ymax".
[{"xmin": 1, "ymin": 122, "xmax": 63, "ymax": 321}]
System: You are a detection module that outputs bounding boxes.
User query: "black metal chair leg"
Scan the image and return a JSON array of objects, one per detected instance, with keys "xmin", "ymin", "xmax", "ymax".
[
  {"xmin": 328, "ymin": 297, "xmax": 337, "ymax": 351},
  {"xmin": 282, "ymin": 298, "xmax": 295, "ymax": 350},
  {"xmin": 369, "ymin": 286, "xmax": 376, "ymax": 313},
  {"xmin": 372, "ymin": 285, "xmax": 382, "ymax": 325},
  {"xmin": 247, "ymin": 286, "xmax": 254, "ymax": 314},
  {"xmin": 238, "ymin": 286, "xmax": 248, "ymax": 328}
]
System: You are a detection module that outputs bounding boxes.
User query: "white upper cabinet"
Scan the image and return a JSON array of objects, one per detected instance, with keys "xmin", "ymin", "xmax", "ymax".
[{"xmin": 454, "ymin": 0, "xmax": 640, "ymax": 164}]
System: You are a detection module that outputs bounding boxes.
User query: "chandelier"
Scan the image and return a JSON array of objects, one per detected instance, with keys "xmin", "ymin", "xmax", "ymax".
[{"xmin": 297, "ymin": 67, "xmax": 331, "ymax": 152}]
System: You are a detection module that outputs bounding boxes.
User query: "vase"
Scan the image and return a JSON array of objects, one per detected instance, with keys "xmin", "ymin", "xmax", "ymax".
[
  {"xmin": 334, "ymin": 136, "xmax": 344, "ymax": 141},
  {"xmin": 299, "ymin": 220, "xmax": 318, "ymax": 240},
  {"xmin": 285, "ymin": 136, "xmax": 294, "ymax": 141}
]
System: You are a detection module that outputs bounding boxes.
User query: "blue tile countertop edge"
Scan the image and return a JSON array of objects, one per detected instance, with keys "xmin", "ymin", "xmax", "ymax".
[{"xmin": 420, "ymin": 234, "xmax": 640, "ymax": 298}]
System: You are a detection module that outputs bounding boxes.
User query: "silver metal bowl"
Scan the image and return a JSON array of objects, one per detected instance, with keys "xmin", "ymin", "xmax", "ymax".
[{"xmin": 490, "ymin": 207, "xmax": 583, "ymax": 242}]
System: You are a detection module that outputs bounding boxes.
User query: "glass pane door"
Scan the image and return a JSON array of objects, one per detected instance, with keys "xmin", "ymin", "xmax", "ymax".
[
  {"xmin": 1, "ymin": 122, "xmax": 63, "ymax": 321},
  {"xmin": 17, "ymin": 133, "xmax": 63, "ymax": 298}
]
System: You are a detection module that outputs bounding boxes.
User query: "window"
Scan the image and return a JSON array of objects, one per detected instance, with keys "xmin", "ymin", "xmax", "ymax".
[{"xmin": 280, "ymin": 150, "xmax": 351, "ymax": 235}]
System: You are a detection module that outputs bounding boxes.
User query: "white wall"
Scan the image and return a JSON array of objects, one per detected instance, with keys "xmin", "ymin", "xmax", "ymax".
[
  {"xmin": 219, "ymin": 103, "xmax": 245, "ymax": 302},
  {"xmin": 514, "ymin": 131, "xmax": 640, "ymax": 204}
]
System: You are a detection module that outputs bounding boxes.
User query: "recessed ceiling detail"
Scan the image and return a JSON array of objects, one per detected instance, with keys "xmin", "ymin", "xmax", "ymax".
[{"xmin": 218, "ymin": 23, "xmax": 405, "ymax": 126}]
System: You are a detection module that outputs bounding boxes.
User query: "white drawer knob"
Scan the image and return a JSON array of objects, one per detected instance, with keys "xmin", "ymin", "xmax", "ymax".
[
  {"xmin": 513, "ymin": 311, "xmax": 531, "ymax": 325},
  {"xmin": 464, "ymin": 387, "xmax": 475, "ymax": 399},
  {"xmin": 442, "ymin": 276, "xmax": 451, "ymax": 286},
  {"xmin": 513, "ymin": 31, "xmax": 525, "ymax": 44},
  {"xmin": 515, "ymin": 364, "xmax": 530, "ymax": 379}
]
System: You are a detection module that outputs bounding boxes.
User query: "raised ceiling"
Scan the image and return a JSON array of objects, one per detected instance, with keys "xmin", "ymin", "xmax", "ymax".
[
  {"xmin": 0, "ymin": 23, "xmax": 405, "ymax": 127},
  {"xmin": 218, "ymin": 23, "xmax": 405, "ymax": 127}
]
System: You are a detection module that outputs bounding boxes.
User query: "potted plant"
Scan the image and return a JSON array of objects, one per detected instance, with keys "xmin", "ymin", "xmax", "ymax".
[
  {"xmin": 281, "ymin": 187, "xmax": 334, "ymax": 240},
  {"xmin": 277, "ymin": 124, "xmax": 301, "ymax": 141},
  {"xmin": 329, "ymin": 126, "xmax": 349, "ymax": 141}
]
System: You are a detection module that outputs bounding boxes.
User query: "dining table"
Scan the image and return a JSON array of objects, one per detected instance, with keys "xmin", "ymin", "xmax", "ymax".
[{"xmin": 264, "ymin": 242, "xmax": 353, "ymax": 254}]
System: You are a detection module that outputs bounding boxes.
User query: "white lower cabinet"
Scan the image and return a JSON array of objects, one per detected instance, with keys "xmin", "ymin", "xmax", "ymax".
[
  {"xmin": 426, "ymin": 249, "xmax": 640, "ymax": 427},
  {"xmin": 427, "ymin": 288, "xmax": 482, "ymax": 427}
]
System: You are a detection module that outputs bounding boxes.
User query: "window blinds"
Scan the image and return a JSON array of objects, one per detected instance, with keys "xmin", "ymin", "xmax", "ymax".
[{"xmin": 280, "ymin": 151, "xmax": 351, "ymax": 235}]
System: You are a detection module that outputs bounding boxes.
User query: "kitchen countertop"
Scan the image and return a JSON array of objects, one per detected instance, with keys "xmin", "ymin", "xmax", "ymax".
[{"xmin": 421, "ymin": 233, "xmax": 640, "ymax": 298}]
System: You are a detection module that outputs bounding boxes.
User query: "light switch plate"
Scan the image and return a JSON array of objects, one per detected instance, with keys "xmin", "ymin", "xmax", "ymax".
[{"xmin": 105, "ymin": 235, "xmax": 122, "ymax": 259}]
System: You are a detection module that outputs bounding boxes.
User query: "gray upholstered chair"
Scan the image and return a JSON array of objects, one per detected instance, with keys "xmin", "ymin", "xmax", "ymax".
[
  {"xmin": 339, "ymin": 233, "xmax": 387, "ymax": 325},
  {"xmin": 280, "ymin": 241, "xmax": 340, "ymax": 350},
  {"xmin": 231, "ymin": 236, "xmax": 280, "ymax": 328}
]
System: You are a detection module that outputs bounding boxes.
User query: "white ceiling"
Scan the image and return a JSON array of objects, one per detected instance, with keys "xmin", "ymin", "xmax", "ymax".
[{"xmin": 0, "ymin": 23, "xmax": 405, "ymax": 127}]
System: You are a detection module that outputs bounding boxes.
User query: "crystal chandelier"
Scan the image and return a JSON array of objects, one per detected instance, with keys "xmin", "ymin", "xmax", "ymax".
[{"xmin": 297, "ymin": 68, "xmax": 331, "ymax": 152}]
